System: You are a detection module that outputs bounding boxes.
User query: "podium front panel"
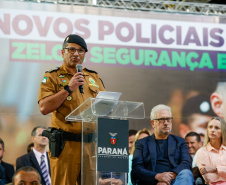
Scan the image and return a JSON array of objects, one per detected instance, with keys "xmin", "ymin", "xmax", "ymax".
[{"xmin": 81, "ymin": 118, "xmax": 128, "ymax": 185}]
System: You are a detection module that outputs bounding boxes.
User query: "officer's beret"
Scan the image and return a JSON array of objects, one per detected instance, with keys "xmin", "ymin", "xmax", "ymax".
[{"xmin": 63, "ymin": 34, "xmax": 88, "ymax": 52}]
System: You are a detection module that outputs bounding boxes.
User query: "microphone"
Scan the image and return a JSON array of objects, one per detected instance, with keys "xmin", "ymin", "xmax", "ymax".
[{"xmin": 76, "ymin": 64, "xmax": 84, "ymax": 94}]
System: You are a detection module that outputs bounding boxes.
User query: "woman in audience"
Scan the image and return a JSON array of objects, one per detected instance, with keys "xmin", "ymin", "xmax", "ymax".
[
  {"xmin": 128, "ymin": 128, "xmax": 152, "ymax": 185},
  {"xmin": 197, "ymin": 116, "xmax": 226, "ymax": 185}
]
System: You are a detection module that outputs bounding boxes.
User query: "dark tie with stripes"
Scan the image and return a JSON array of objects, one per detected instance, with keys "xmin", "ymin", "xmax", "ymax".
[{"xmin": 40, "ymin": 154, "xmax": 51, "ymax": 185}]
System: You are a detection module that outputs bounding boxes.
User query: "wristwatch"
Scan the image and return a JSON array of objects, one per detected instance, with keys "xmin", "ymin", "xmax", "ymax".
[{"xmin": 64, "ymin": 85, "xmax": 72, "ymax": 94}]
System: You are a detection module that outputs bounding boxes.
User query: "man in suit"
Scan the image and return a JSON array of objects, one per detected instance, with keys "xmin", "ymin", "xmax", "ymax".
[
  {"xmin": 132, "ymin": 104, "xmax": 193, "ymax": 185},
  {"xmin": 0, "ymin": 138, "xmax": 15, "ymax": 184},
  {"xmin": 16, "ymin": 126, "xmax": 51, "ymax": 185}
]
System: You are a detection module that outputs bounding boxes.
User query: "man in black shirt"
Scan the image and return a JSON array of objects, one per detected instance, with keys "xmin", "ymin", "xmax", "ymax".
[{"xmin": 132, "ymin": 104, "xmax": 194, "ymax": 185}]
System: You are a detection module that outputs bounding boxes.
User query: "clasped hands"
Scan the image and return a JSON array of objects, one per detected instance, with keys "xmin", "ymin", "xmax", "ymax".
[{"xmin": 155, "ymin": 172, "xmax": 177, "ymax": 185}]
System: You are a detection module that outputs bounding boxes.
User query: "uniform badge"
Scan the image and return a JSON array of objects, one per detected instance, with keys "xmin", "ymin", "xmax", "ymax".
[
  {"xmin": 89, "ymin": 78, "xmax": 99, "ymax": 88},
  {"xmin": 42, "ymin": 77, "xmax": 47, "ymax": 83},
  {"xmin": 59, "ymin": 75, "xmax": 65, "ymax": 78},
  {"xmin": 59, "ymin": 83, "xmax": 68, "ymax": 87},
  {"xmin": 62, "ymin": 80, "xmax": 67, "ymax": 83},
  {"xmin": 67, "ymin": 96, "xmax": 72, "ymax": 101}
]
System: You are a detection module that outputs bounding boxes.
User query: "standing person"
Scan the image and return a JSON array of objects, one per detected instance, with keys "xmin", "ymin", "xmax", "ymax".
[
  {"xmin": 38, "ymin": 34, "xmax": 105, "ymax": 185},
  {"xmin": 16, "ymin": 126, "xmax": 51, "ymax": 185},
  {"xmin": 197, "ymin": 116, "xmax": 226, "ymax": 185},
  {"xmin": 129, "ymin": 129, "xmax": 137, "ymax": 155},
  {"xmin": 13, "ymin": 166, "xmax": 41, "ymax": 185},
  {"xmin": 132, "ymin": 104, "xmax": 193, "ymax": 185},
  {"xmin": 0, "ymin": 138, "xmax": 14, "ymax": 184}
]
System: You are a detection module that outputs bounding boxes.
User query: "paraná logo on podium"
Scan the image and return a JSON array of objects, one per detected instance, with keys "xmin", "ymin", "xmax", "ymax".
[{"xmin": 109, "ymin": 132, "xmax": 117, "ymax": 145}]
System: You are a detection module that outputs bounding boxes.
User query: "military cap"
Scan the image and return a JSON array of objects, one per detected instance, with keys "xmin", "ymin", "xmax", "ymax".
[{"xmin": 63, "ymin": 34, "xmax": 88, "ymax": 52}]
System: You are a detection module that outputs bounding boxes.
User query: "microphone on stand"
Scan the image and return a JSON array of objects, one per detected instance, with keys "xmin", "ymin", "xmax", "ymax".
[{"xmin": 76, "ymin": 64, "xmax": 84, "ymax": 94}]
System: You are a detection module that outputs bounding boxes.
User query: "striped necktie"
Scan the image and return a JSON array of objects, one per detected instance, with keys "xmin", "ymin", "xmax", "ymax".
[{"xmin": 40, "ymin": 154, "xmax": 51, "ymax": 185}]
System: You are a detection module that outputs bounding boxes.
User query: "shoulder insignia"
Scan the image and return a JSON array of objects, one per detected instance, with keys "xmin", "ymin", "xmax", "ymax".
[
  {"xmin": 45, "ymin": 67, "xmax": 60, "ymax": 73},
  {"xmin": 84, "ymin": 68, "xmax": 98, "ymax": 74},
  {"xmin": 41, "ymin": 77, "xmax": 47, "ymax": 83}
]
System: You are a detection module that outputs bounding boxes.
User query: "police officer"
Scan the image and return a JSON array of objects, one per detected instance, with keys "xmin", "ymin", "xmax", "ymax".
[{"xmin": 38, "ymin": 34, "xmax": 105, "ymax": 185}]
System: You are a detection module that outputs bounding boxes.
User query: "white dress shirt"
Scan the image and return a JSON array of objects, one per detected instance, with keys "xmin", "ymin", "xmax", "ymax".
[{"xmin": 33, "ymin": 148, "xmax": 51, "ymax": 184}]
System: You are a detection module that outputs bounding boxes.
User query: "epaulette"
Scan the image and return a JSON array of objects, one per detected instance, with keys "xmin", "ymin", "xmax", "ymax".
[
  {"xmin": 84, "ymin": 68, "xmax": 98, "ymax": 74},
  {"xmin": 45, "ymin": 67, "xmax": 60, "ymax": 73},
  {"xmin": 100, "ymin": 78, "xmax": 105, "ymax": 89}
]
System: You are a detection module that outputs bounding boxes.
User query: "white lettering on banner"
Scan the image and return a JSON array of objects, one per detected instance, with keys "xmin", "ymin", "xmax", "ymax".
[
  {"xmin": 0, "ymin": 8, "xmax": 226, "ymax": 51},
  {"xmin": 98, "ymin": 147, "xmax": 128, "ymax": 158}
]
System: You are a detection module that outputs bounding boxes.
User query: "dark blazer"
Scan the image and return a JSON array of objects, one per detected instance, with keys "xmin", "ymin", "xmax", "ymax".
[
  {"xmin": 1, "ymin": 161, "xmax": 15, "ymax": 183},
  {"xmin": 132, "ymin": 134, "xmax": 191, "ymax": 185},
  {"xmin": 16, "ymin": 150, "xmax": 51, "ymax": 185}
]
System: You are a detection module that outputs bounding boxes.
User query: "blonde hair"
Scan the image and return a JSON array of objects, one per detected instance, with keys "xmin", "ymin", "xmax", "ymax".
[
  {"xmin": 203, "ymin": 116, "xmax": 226, "ymax": 146},
  {"xmin": 130, "ymin": 128, "xmax": 152, "ymax": 154}
]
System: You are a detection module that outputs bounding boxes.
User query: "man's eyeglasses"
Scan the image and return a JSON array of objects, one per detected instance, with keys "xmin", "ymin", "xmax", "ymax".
[
  {"xmin": 153, "ymin": 117, "xmax": 173, "ymax": 124},
  {"xmin": 64, "ymin": 47, "xmax": 85, "ymax": 55}
]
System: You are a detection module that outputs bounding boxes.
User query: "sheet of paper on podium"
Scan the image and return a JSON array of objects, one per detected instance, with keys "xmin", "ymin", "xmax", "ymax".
[
  {"xmin": 93, "ymin": 91, "xmax": 122, "ymax": 116},
  {"xmin": 96, "ymin": 91, "xmax": 122, "ymax": 100}
]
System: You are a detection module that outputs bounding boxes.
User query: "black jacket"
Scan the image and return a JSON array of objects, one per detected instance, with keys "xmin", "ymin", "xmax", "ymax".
[
  {"xmin": 16, "ymin": 150, "xmax": 50, "ymax": 185},
  {"xmin": 1, "ymin": 161, "xmax": 15, "ymax": 183}
]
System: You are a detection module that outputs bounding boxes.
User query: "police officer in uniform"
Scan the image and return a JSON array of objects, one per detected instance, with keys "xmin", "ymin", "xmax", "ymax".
[{"xmin": 38, "ymin": 34, "xmax": 105, "ymax": 185}]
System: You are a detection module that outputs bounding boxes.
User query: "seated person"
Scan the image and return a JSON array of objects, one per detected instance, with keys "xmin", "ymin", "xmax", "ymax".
[
  {"xmin": 128, "ymin": 128, "xmax": 151, "ymax": 185},
  {"xmin": 27, "ymin": 143, "xmax": 34, "ymax": 153},
  {"xmin": 197, "ymin": 117, "xmax": 226, "ymax": 185},
  {"xmin": 132, "ymin": 104, "xmax": 193, "ymax": 185},
  {"xmin": 129, "ymin": 130, "xmax": 138, "ymax": 155},
  {"xmin": 185, "ymin": 132, "xmax": 205, "ymax": 184},
  {"xmin": 0, "ymin": 138, "xmax": 15, "ymax": 184},
  {"xmin": 12, "ymin": 166, "xmax": 41, "ymax": 185}
]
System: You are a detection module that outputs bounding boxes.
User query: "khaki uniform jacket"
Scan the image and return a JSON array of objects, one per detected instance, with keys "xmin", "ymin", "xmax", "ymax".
[{"xmin": 38, "ymin": 63, "xmax": 105, "ymax": 133}]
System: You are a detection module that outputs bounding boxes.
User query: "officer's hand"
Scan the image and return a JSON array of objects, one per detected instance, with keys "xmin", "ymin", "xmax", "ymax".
[{"xmin": 68, "ymin": 72, "xmax": 84, "ymax": 91}]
